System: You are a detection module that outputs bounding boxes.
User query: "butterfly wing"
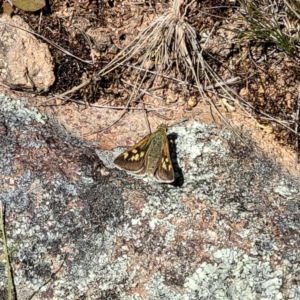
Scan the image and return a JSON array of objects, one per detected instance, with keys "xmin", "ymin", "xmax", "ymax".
[
  {"xmin": 113, "ymin": 134, "xmax": 151, "ymax": 174},
  {"xmin": 155, "ymin": 134, "xmax": 174, "ymax": 183}
]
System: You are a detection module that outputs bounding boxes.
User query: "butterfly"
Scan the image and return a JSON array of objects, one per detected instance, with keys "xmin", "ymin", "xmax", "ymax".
[{"xmin": 114, "ymin": 124, "xmax": 174, "ymax": 183}]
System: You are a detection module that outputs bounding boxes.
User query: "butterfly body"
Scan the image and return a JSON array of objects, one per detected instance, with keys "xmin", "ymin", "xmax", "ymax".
[{"xmin": 114, "ymin": 124, "xmax": 174, "ymax": 183}]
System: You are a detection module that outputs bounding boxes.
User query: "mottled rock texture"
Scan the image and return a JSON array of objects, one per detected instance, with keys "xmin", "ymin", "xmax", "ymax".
[{"xmin": 0, "ymin": 94, "xmax": 299, "ymax": 300}]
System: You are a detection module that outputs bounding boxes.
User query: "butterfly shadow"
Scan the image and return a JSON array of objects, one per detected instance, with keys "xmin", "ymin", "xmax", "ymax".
[{"xmin": 168, "ymin": 132, "xmax": 184, "ymax": 187}]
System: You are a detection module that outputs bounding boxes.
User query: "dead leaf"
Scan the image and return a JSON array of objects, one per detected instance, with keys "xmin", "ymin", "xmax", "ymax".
[{"xmin": 12, "ymin": 0, "xmax": 45, "ymax": 12}]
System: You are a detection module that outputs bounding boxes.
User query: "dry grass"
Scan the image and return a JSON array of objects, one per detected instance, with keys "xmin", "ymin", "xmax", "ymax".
[
  {"xmin": 93, "ymin": 0, "xmax": 251, "ymax": 143},
  {"xmin": 0, "ymin": 202, "xmax": 13, "ymax": 300},
  {"xmin": 36, "ymin": 0, "xmax": 300, "ymax": 145},
  {"xmin": 238, "ymin": 0, "xmax": 300, "ymax": 55}
]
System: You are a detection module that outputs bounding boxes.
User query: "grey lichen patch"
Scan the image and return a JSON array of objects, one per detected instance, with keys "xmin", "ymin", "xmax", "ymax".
[
  {"xmin": 145, "ymin": 273, "xmax": 183, "ymax": 300},
  {"xmin": 273, "ymin": 182, "xmax": 299, "ymax": 197},
  {"xmin": 0, "ymin": 93, "xmax": 46, "ymax": 125},
  {"xmin": 0, "ymin": 95, "xmax": 131, "ymax": 299},
  {"xmin": 184, "ymin": 248, "xmax": 283, "ymax": 300},
  {"xmin": 148, "ymin": 218, "xmax": 176, "ymax": 245},
  {"xmin": 96, "ymin": 148, "xmax": 119, "ymax": 170},
  {"xmin": 0, "ymin": 94, "xmax": 47, "ymax": 176},
  {"xmin": 2, "ymin": 172, "xmax": 130, "ymax": 298}
]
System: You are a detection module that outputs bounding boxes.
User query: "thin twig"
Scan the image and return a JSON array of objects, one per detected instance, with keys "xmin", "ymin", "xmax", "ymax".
[
  {"xmin": 141, "ymin": 101, "xmax": 151, "ymax": 133},
  {"xmin": 120, "ymin": 79, "xmax": 164, "ymax": 101},
  {"xmin": 0, "ymin": 21, "xmax": 93, "ymax": 65},
  {"xmin": 58, "ymin": 16, "xmax": 95, "ymax": 64},
  {"xmin": 116, "ymin": 62, "xmax": 242, "ymax": 90},
  {"xmin": 38, "ymin": 10, "xmax": 43, "ymax": 34},
  {"xmin": 169, "ymin": 118, "xmax": 188, "ymax": 127},
  {"xmin": 40, "ymin": 79, "xmax": 92, "ymax": 105},
  {"xmin": 0, "ymin": 202, "xmax": 13, "ymax": 300},
  {"xmin": 84, "ymin": 92, "xmax": 135, "ymax": 137},
  {"xmin": 210, "ymin": 89, "xmax": 300, "ymax": 136},
  {"xmin": 0, "ymin": 82, "xmax": 10, "ymax": 88},
  {"xmin": 295, "ymin": 87, "xmax": 300, "ymax": 163},
  {"xmin": 138, "ymin": 76, "xmax": 157, "ymax": 133},
  {"xmin": 45, "ymin": 96, "xmax": 175, "ymax": 111},
  {"xmin": 150, "ymin": 111, "xmax": 172, "ymax": 121}
]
